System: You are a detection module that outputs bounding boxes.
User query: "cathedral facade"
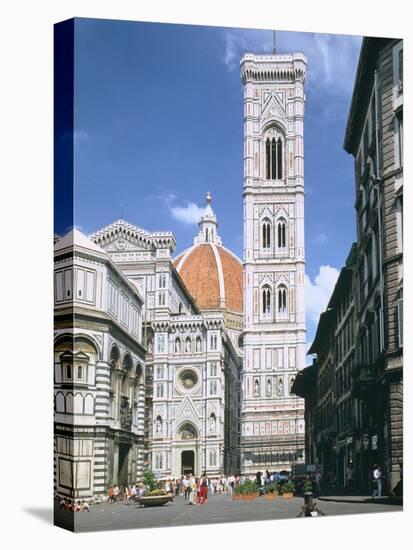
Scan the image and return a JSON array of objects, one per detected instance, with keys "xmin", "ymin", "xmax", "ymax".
[{"xmin": 240, "ymin": 52, "xmax": 307, "ymax": 472}]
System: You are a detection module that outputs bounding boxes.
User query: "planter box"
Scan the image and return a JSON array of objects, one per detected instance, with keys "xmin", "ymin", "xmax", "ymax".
[
  {"xmin": 264, "ymin": 493, "xmax": 278, "ymax": 499},
  {"xmin": 137, "ymin": 495, "xmax": 172, "ymax": 507},
  {"xmin": 282, "ymin": 492, "xmax": 294, "ymax": 499}
]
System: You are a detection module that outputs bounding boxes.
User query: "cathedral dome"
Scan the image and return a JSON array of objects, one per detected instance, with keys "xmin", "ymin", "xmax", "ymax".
[{"xmin": 173, "ymin": 193, "xmax": 243, "ymax": 314}]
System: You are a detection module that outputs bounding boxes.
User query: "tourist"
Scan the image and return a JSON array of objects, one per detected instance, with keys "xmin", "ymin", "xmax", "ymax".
[
  {"xmin": 113, "ymin": 485, "xmax": 119, "ymax": 502},
  {"xmin": 199, "ymin": 473, "xmax": 208, "ymax": 504},
  {"xmin": 108, "ymin": 486, "xmax": 116, "ymax": 503},
  {"xmin": 372, "ymin": 465, "xmax": 382, "ymax": 498},
  {"xmin": 183, "ymin": 475, "xmax": 190, "ymax": 499}
]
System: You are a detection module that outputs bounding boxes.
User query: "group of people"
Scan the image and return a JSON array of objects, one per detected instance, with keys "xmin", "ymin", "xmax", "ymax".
[
  {"xmin": 107, "ymin": 483, "xmax": 145, "ymax": 504},
  {"xmin": 59, "ymin": 498, "xmax": 90, "ymax": 512}
]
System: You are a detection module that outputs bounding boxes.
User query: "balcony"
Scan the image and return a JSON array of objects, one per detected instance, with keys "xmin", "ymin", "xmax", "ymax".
[{"xmin": 352, "ymin": 364, "xmax": 377, "ymax": 399}]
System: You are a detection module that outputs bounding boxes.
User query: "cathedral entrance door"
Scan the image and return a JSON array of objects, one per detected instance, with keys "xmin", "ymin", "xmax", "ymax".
[
  {"xmin": 181, "ymin": 450, "xmax": 195, "ymax": 475},
  {"xmin": 118, "ymin": 443, "xmax": 130, "ymax": 487}
]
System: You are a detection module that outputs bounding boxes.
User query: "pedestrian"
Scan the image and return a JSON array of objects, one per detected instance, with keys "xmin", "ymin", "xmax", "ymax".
[
  {"xmin": 345, "ymin": 463, "xmax": 354, "ymax": 490},
  {"xmin": 113, "ymin": 485, "xmax": 119, "ymax": 502},
  {"xmin": 199, "ymin": 473, "xmax": 208, "ymax": 504},
  {"xmin": 372, "ymin": 464, "xmax": 382, "ymax": 498},
  {"xmin": 183, "ymin": 475, "xmax": 190, "ymax": 499},
  {"xmin": 189, "ymin": 474, "xmax": 196, "ymax": 504},
  {"xmin": 315, "ymin": 471, "xmax": 322, "ymax": 493}
]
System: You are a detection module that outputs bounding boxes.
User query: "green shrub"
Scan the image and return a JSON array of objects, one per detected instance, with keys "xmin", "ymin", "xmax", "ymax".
[
  {"xmin": 265, "ymin": 483, "xmax": 278, "ymax": 494},
  {"xmin": 145, "ymin": 488, "xmax": 167, "ymax": 497},
  {"xmin": 281, "ymin": 481, "xmax": 295, "ymax": 494},
  {"xmin": 142, "ymin": 469, "xmax": 157, "ymax": 491}
]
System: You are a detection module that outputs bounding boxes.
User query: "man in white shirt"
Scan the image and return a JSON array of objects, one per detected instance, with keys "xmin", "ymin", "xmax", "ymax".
[
  {"xmin": 182, "ymin": 475, "xmax": 190, "ymax": 500},
  {"xmin": 372, "ymin": 465, "xmax": 382, "ymax": 498}
]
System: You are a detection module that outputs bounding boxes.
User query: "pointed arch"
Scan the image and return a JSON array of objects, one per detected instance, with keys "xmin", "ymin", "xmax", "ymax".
[
  {"xmin": 277, "ymin": 284, "xmax": 288, "ymax": 314},
  {"xmin": 262, "ymin": 217, "xmax": 271, "ymax": 249},
  {"xmin": 262, "ymin": 284, "xmax": 272, "ymax": 316}
]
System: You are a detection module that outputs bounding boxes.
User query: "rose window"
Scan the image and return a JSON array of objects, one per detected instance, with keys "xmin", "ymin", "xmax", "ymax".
[{"xmin": 179, "ymin": 369, "xmax": 198, "ymax": 391}]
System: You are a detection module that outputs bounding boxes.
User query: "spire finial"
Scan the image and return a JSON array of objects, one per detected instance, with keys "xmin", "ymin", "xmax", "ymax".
[
  {"xmin": 206, "ymin": 191, "xmax": 211, "ymax": 205},
  {"xmin": 272, "ymin": 30, "xmax": 276, "ymax": 54}
]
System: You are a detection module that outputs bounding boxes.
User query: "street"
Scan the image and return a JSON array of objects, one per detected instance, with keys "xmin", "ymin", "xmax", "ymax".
[{"xmin": 55, "ymin": 492, "xmax": 402, "ymax": 532}]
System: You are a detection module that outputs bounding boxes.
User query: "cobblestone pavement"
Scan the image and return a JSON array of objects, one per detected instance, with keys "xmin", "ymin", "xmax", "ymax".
[{"xmin": 55, "ymin": 493, "xmax": 402, "ymax": 533}]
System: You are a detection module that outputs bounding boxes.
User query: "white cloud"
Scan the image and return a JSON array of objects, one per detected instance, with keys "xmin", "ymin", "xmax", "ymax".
[
  {"xmin": 170, "ymin": 202, "xmax": 205, "ymax": 225},
  {"xmin": 144, "ymin": 188, "xmax": 176, "ymax": 205},
  {"xmin": 223, "ymin": 29, "xmax": 361, "ymax": 97},
  {"xmin": 314, "ymin": 233, "xmax": 327, "ymax": 244},
  {"xmin": 305, "ymin": 265, "xmax": 339, "ymax": 324}
]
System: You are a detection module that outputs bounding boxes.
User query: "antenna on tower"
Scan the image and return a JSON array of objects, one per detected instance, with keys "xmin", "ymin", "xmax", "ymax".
[{"xmin": 272, "ymin": 30, "xmax": 276, "ymax": 54}]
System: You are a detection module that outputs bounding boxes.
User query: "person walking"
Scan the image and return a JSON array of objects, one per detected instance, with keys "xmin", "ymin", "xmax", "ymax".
[
  {"xmin": 372, "ymin": 465, "xmax": 382, "ymax": 498},
  {"xmin": 199, "ymin": 473, "xmax": 208, "ymax": 504},
  {"xmin": 188, "ymin": 474, "xmax": 196, "ymax": 504},
  {"xmin": 183, "ymin": 475, "xmax": 190, "ymax": 500}
]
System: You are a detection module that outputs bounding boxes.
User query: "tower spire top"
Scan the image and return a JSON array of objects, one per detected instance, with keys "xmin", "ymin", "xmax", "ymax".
[
  {"xmin": 272, "ymin": 30, "xmax": 276, "ymax": 54},
  {"xmin": 194, "ymin": 191, "xmax": 222, "ymax": 245}
]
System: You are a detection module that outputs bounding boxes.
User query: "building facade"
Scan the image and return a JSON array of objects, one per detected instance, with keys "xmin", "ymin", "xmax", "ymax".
[
  {"xmin": 240, "ymin": 52, "xmax": 307, "ymax": 472},
  {"xmin": 344, "ymin": 37, "xmax": 403, "ymax": 494},
  {"xmin": 54, "ymin": 229, "xmax": 146, "ymax": 501},
  {"xmin": 90, "ymin": 197, "xmax": 242, "ymax": 479}
]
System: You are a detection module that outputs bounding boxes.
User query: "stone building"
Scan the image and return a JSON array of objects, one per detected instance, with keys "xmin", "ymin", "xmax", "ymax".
[
  {"xmin": 240, "ymin": 52, "xmax": 307, "ymax": 472},
  {"xmin": 90, "ymin": 195, "xmax": 242, "ymax": 478},
  {"xmin": 54, "ymin": 229, "xmax": 146, "ymax": 501},
  {"xmin": 344, "ymin": 37, "xmax": 403, "ymax": 493},
  {"xmin": 294, "ymin": 244, "xmax": 357, "ymax": 487}
]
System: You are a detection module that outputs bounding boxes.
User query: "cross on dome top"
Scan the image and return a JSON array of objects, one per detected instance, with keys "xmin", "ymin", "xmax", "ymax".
[{"xmin": 194, "ymin": 192, "xmax": 222, "ymax": 245}]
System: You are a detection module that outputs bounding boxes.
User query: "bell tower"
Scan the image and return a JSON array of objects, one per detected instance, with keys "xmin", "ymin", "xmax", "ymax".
[{"xmin": 240, "ymin": 52, "xmax": 307, "ymax": 472}]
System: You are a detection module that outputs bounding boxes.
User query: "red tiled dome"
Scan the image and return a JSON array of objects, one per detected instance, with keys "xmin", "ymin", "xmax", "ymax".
[{"xmin": 174, "ymin": 243, "xmax": 243, "ymax": 314}]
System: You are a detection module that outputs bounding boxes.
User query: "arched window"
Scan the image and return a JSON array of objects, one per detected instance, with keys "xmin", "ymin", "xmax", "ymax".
[
  {"xmin": 265, "ymin": 134, "xmax": 283, "ymax": 180},
  {"xmin": 262, "ymin": 285, "xmax": 272, "ymax": 315},
  {"xmin": 277, "ymin": 220, "xmax": 287, "ymax": 248},
  {"xmin": 277, "ymin": 138, "xmax": 283, "ymax": 179},
  {"xmin": 262, "ymin": 218, "xmax": 271, "ymax": 249},
  {"xmin": 278, "ymin": 285, "xmax": 287, "ymax": 314}
]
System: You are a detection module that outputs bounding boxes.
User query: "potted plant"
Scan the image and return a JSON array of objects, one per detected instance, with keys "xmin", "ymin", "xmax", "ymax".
[
  {"xmin": 233, "ymin": 484, "xmax": 244, "ymax": 501},
  {"xmin": 137, "ymin": 469, "xmax": 172, "ymax": 507},
  {"xmin": 242, "ymin": 479, "xmax": 259, "ymax": 500},
  {"xmin": 281, "ymin": 481, "xmax": 295, "ymax": 499},
  {"xmin": 264, "ymin": 483, "xmax": 278, "ymax": 499}
]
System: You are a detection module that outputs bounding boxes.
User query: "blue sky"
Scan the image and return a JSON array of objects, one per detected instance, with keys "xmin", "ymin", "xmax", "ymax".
[{"xmin": 69, "ymin": 18, "xmax": 362, "ymax": 356}]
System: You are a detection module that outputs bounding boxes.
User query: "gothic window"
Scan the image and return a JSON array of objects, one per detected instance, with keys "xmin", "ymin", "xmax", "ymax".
[
  {"xmin": 156, "ymin": 383, "xmax": 164, "ymax": 398},
  {"xmin": 277, "ymin": 285, "xmax": 287, "ymax": 314},
  {"xmin": 175, "ymin": 337, "xmax": 181, "ymax": 353},
  {"xmin": 254, "ymin": 378, "xmax": 260, "ymax": 397},
  {"xmin": 155, "ymin": 452, "xmax": 163, "ymax": 470},
  {"xmin": 210, "ymin": 334, "xmax": 218, "ymax": 350},
  {"xmin": 209, "ymin": 450, "xmax": 217, "ymax": 466},
  {"xmin": 156, "ymin": 365, "xmax": 164, "ymax": 379},
  {"xmin": 289, "ymin": 376, "xmax": 295, "ymax": 394},
  {"xmin": 262, "ymin": 218, "xmax": 271, "ymax": 249},
  {"xmin": 262, "ymin": 285, "xmax": 272, "ymax": 316},
  {"xmin": 265, "ymin": 135, "xmax": 283, "ymax": 180},
  {"xmin": 158, "ymin": 273, "xmax": 166, "ymax": 288},
  {"xmin": 210, "ymin": 363, "xmax": 217, "ymax": 376},
  {"xmin": 266, "ymin": 377, "xmax": 272, "ymax": 396},
  {"xmin": 157, "ymin": 334, "xmax": 165, "ymax": 353},
  {"xmin": 210, "ymin": 380, "xmax": 217, "ymax": 395},
  {"xmin": 277, "ymin": 219, "xmax": 287, "ymax": 249}
]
